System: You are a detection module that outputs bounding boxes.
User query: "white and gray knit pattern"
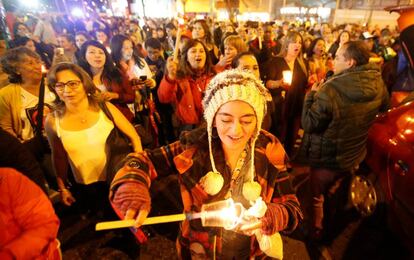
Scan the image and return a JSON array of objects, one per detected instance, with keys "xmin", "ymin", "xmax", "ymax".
[{"xmin": 202, "ymin": 69, "xmax": 270, "ymax": 182}]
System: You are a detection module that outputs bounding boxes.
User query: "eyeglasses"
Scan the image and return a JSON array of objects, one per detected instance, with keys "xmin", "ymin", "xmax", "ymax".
[{"xmin": 54, "ymin": 80, "xmax": 81, "ymax": 92}]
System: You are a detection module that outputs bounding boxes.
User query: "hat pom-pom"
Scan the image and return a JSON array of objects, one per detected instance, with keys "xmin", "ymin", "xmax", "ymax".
[
  {"xmin": 200, "ymin": 171, "xmax": 224, "ymax": 196},
  {"xmin": 242, "ymin": 181, "xmax": 262, "ymax": 202}
]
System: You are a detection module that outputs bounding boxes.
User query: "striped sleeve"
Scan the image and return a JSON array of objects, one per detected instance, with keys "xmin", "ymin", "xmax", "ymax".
[{"xmin": 110, "ymin": 141, "xmax": 184, "ymax": 198}]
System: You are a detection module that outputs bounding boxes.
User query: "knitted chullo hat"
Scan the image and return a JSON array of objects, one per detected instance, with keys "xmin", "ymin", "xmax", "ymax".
[{"xmin": 201, "ymin": 69, "xmax": 271, "ymax": 198}]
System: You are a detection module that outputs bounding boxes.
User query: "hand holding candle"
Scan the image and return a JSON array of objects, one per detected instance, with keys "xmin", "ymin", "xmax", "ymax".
[
  {"xmin": 173, "ymin": 25, "xmax": 183, "ymax": 62},
  {"xmin": 282, "ymin": 70, "xmax": 293, "ymax": 86}
]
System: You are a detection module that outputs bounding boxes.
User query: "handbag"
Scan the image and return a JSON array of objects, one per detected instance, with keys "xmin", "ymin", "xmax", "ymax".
[
  {"xmin": 99, "ymin": 102, "xmax": 134, "ymax": 184},
  {"xmin": 24, "ymin": 75, "xmax": 50, "ymax": 161}
]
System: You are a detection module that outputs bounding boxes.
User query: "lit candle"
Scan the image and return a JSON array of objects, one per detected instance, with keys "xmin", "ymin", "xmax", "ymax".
[
  {"xmin": 173, "ymin": 26, "xmax": 182, "ymax": 62},
  {"xmin": 282, "ymin": 70, "xmax": 292, "ymax": 85},
  {"xmin": 41, "ymin": 65, "xmax": 48, "ymax": 74}
]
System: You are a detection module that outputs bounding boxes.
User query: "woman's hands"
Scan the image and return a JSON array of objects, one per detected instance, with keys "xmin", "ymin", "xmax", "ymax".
[
  {"xmin": 100, "ymin": 91, "xmax": 119, "ymax": 101},
  {"xmin": 166, "ymin": 56, "xmax": 178, "ymax": 80},
  {"xmin": 131, "ymin": 78, "xmax": 155, "ymax": 90},
  {"xmin": 266, "ymin": 79, "xmax": 290, "ymax": 90},
  {"xmin": 216, "ymin": 54, "xmax": 234, "ymax": 69},
  {"xmin": 234, "ymin": 218, "xmax": 262, "ymax": 236},
  {"xmin": 60, "ymin": 189, "xmax": 76, "ymax": 206},
  {"xmin": 112, "ymin": 182, "xmax": 151, "ymax": 228}
]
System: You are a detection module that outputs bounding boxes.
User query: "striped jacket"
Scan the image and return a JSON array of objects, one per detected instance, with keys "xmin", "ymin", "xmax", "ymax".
[{"xmin": 110, "ymin": 126, "xmax": 303, "ymax": 258}]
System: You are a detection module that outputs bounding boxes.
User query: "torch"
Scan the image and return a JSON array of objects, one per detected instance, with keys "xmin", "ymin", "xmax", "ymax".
[{"xmin": 96, "ymin": 199, "xmax": 245, "ymax": 231}]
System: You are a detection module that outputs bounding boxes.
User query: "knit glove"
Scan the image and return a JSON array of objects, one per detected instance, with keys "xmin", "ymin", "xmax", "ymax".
[
  {"xmin": 112, "ymin": 181, "xmax": 151, "ymax": 222},
  {"xmin": 261, "ymin": 203, "xmax": 288, "ymax": 235}
]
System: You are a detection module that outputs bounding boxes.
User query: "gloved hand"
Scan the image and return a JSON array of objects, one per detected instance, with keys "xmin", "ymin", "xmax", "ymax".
[{"xmin": 112, "ymin": 181, "xmax": 151, "ymax": 228}]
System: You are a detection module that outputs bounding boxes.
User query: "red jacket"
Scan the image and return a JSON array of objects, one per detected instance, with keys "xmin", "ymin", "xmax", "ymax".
[
  {"xmin": 0, "ymin": 168, "xmax": 60, "ymax": 260},
  {"xmin": 158, "ymin": 74, "xmax": 213, "ymax": 125},
  {"xmin": 103, "ymin": 71, "xmax": 135, "ymax": 122}
]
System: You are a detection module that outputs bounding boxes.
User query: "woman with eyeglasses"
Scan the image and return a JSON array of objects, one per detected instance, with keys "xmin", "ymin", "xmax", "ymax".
[{"xmin": 44, "ymin": 63, "xmax": 142, "ymax": 213}]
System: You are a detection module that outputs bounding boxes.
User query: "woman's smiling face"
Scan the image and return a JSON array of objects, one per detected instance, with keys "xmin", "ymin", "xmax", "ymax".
[
  {"xmin": 85, "ymin": 45, "xmax": 106, "ymax": 69},
  {"xmin": 215, "ymin": 100, "xmax": 257, "ymax": 153}
]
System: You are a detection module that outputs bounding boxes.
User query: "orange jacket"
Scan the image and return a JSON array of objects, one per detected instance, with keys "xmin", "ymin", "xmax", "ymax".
[{"xmin": 0, "ymin": 168, "xmax": 60, "ymax": 260}]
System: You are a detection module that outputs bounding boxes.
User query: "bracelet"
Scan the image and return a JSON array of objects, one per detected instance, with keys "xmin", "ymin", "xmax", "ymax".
[{"xmin": 58, "ymin": 188, "xmax": 70, "ymax": 192}]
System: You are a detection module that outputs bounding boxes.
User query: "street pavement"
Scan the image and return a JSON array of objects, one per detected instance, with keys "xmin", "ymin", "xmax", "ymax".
[{"xmin": 56, "ymin": 167, "xmax": 411, "ymax": 260}]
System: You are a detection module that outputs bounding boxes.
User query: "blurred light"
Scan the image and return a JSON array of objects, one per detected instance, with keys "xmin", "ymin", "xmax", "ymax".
[
  {"xmin": 20, "ymin": 0, "xmax": 39, "ymax": 8},
  {"xmin": 280, "ymin": 6, "xmax": 330, "ymax": 19},
  {"xmin": 176, "ymin": 1, "xmax": 184, "ymax": 15},
  {"xmin": 236, "ymin": 12, "xmax": 269, "ymax": 22},
  {"xmin": 71, "ymin": 7, "xmax": 84, "ymax": 17},
  {"xmin": 217, "ymin": 10, "xmax": 229, "ymax": 21},
  {"xmin": 317, "ymin": 7, "xmax": 331, "ymax": 19}
]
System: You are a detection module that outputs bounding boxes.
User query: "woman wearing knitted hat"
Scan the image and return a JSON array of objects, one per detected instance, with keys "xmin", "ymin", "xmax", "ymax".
[{"xmin": 110, "ymin": 69, "xmax": 303, "ymax": 259}]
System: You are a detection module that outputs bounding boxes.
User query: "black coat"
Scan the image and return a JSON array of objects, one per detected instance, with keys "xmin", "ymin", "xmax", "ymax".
[{"xmin": 297, "ymin": 63, "xmax": 389, "ymax": 171}]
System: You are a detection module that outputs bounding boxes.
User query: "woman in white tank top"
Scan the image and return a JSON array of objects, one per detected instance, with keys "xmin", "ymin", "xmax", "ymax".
[{"xmin": 44, "ymin": 63, "xmax": 142, "ymax": 207}]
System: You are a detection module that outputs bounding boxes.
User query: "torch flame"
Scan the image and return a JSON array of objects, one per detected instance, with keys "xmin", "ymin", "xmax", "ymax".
[{"xmin": 200, "ymin": 199, "xmax": 244, "ymax": 230}]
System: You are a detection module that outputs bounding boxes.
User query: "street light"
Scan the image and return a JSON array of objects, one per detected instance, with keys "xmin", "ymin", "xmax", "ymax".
[
  {"xmin": 71, "ymin": 7, "xmax": 84, "ymax": 17},
  {"xmin": 19, "ymin": 0, "xmax": 39, "ymax": 8}
]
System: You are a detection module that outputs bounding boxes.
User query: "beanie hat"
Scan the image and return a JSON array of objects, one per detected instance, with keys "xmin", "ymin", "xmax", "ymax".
[{"xmin": 201, "ymin": 69, "xmax": 271, "ymax": 199}]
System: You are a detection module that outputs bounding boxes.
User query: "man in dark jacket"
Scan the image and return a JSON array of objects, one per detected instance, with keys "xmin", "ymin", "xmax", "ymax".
[{"xmin": 298, "ymin": 41, "xmax": 389, "ymax": 240}]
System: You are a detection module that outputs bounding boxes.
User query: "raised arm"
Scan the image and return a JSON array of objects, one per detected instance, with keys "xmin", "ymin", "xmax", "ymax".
[{"xmin": 158, "ymin": 56, "xmax": 178, "ymax": 104}]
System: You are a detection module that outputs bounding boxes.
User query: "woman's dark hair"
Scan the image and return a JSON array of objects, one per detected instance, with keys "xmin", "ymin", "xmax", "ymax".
[
  {"xmin": 156, "ymin": 27, "xmax": 166, "ymax": 42},
  {"xmin": 231, "ymin": 51, "xmax": 255, "ymax": 68},
  {"xmin": 9, "ymin": 36, "xmax": 33, "ymax": 49},
  {"xmin": 342, "ymin": 41, "xmax": 370, "ymax": 66},
  {"xmin": 165, "ymin": 22, "xmax": 176, "ymax": 30},
  {"xmin": 336, "ymin": 30, "xmax": 350, "ymax": 44},
  {"xmin": 75, "ymin": 31, "xmax": 91, "ymax": 40},
  {"xmin": 12, "ymin": 22, "xmax": 30, "ymax": 39},
  {"xmin": 192, "ymin": 20, "xmax": 214, "ymax": 47},
  {"xmin": 47, "ymin": 62, "xmax": 101, "ymax": 115},
  {"xmin": 145, "ymin": 37, "xmax": 162, "ymax": 50},
  {"xmin": 306, "ymin": 37, "xmax": 325, "ymax": 58},
  {"xmin": 0, "ymin": 47, "xmax": 40, "ymax": 83},
  {"xmin": 58, "ymin": 33, "xmax": 76, "ymax": 45},
  {"xmin": 177, "ymin": 39, "xmax": 214, "ymax": 79},
  {"xmin": 110, "ymin": 34, "xmax": 145, "ymax": 69},
  {"xmin": 78, "ymin": 40, "xmax": 123, "ymax": 85},
  {"xmin": 95, "ymin": 29, "xmax": 110, "ymax": 42}
]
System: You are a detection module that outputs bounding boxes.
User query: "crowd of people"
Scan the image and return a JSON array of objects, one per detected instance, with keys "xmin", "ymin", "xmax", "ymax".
[{"xmin": 0, "ymin": 9, "xmax": 412, "ymax": 259}]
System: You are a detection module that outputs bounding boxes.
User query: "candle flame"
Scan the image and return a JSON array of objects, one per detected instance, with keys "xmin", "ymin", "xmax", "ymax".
[
  {"xmin": 200, "ymin": 199, "xmax": 244, "ymax": 230},
  {"xmin": 283, "ymin": 70, "xmax": 292, "ymax": 85},
  {"xmin": 41, "ymin": 65, "xmax": 48, "ymax": 74}
]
